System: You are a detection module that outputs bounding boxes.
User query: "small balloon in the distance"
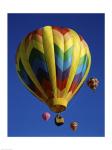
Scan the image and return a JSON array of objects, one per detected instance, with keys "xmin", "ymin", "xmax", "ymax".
[
  {"xmin": 42, "ymin": 112, "xmax": 51, "ymax": 121},
  {"xmin": 87, "ymin": 77, "xmax": 99, "ymax": 90},
  {"xmin": 70, "ymin": 122, "xmax": 78, "ymax": 131}
]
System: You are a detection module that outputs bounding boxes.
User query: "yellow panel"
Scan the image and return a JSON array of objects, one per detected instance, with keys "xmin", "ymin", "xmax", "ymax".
[
  {"xmin": 53, "ymin": 28, "xmax": 64, "ymax": 97},
  {"xmin": 65, "ymin": 91, "xmax": 73, "ymax": 102},
  {"xmin": 64, "ymin": 32, "xmax": 74, "ymax": 52},
  {"xmin": 33, "ymin": 40, "xmax": 44, "ymax": 53},
  {"xmin": 42, "ymin": 26, "xmax": 57, "ymax": 97},
  {"xmin": 26, "ymin": 41, "xmax": 34, "ymax": 58},
  {"xmin": 52, "ymin": 29, "xmax": 64, "ymax": 52},
  {"xmin": 80, "ymin": 40, "xmax": 86, "ymax": 57}
]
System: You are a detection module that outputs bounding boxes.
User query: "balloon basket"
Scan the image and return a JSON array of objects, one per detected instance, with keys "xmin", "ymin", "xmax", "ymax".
[{"xmin": 55, "ymin": 113, "xmax": 64, "ymax": 126}]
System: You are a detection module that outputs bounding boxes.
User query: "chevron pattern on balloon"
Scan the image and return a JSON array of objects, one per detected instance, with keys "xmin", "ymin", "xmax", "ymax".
[
  {"xmin": 29, "ymin": 48, "xmax": 53, "ymax": 98},
  {"xmin": 18, "ymin": 59, "xmax": 45, "ymax": 100},
  {"xmin": 69, "ymin": 54, "xmax": 88, "ymax": 93}
]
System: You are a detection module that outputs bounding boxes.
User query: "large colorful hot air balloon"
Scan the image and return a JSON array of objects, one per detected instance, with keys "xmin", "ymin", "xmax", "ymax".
[{"xmin": 16, "ymin": 26, "xmax": 91, "ymax": 113}]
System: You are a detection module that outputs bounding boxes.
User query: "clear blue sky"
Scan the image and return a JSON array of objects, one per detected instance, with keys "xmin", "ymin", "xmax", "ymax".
[{"xmin": 8, "ymin": 13, "xmax": 104, "ymax": 137}]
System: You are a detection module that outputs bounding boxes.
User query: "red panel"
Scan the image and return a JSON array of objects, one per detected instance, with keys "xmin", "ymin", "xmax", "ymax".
[
  {"xmin": 52, "ymin": 26, "xmax": 69, "ymax": 35},
  {"xmin": 62, "ymin": 28, "xmax": 69, "ymax": 35},
  {"xmin": 42, "ymin": 80, "xmax": 54, "ymax": 98},
  {"xmin": 69, "ymin": 81, "xmax": 78, "ymax": 93},
  {"xmin": 57, "ymin": 79, "xmax": 68, "ymax": 91},
  {"xmin": 62, "ymin": 78, "xmax": 67, "ymax": 89},
  {"xmin": 36, "ymin": 29, "xmax": 43, "ymax": 36},
  {"xmin": 42, "ymin": 80, "xmax": 52, "ymax": 90}
]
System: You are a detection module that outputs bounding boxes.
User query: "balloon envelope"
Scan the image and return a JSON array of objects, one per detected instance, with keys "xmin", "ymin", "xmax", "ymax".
[
  {"xmin": 70, "ymin": 122, "xmax": 78, "ymax": 131},
  {"xmin": 87, "ymin": 77, "xmax": 99, "ymax": 90},
  {"xmin": 16, "ymin": 26, "xmax": 91, "ymax": 113},
  {"xmin": 42, "ymin": 112, "xmax": 51, "ymax": 121}
]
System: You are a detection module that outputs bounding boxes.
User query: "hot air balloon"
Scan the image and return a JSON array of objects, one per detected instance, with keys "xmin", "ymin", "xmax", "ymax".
[
  {"xmin": 87, "ymin": 77, "xmax": 99, "ymax": 90},
  {"xmin": 70, "ymin": 122, "xmax": 78, "ymax": 131},
  {"xmin": 16, "ymin": 26, "xmax": 91, "ymax": 116},
  {"xmin": 42, "ymin": 112, "xmax": 51, "ymax": 121}
]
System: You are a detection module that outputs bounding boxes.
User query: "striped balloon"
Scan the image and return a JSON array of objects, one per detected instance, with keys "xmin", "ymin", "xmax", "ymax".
[{"xmin": 16, "ymin": 26, "xmax": 91, "ymax": 113}]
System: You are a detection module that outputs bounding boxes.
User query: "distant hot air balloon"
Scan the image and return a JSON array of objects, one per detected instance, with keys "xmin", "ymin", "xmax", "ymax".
[
  {"xmin": 42, "ymin": 112, "xmax": 51, "ymax": 121},
  {"xmin": 70, "ymin": 122, "xmax": 78, "ymax": 131},
  {"xmin": 87, "ymin": 77, "xmax": 99, "ymax": 90},
  {"xmin": 16, "ymin": 26, "xmax": 91, "ymax": 115}
]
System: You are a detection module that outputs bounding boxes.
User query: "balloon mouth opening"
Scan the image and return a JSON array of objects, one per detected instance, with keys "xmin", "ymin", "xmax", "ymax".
[
  {"xmin": 51, "ymin": 105, "xmax": 66, "ymax": 113},
  {"xmin": 47, "ymin": 98, "xmax": 68, "ymax": 113}
]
